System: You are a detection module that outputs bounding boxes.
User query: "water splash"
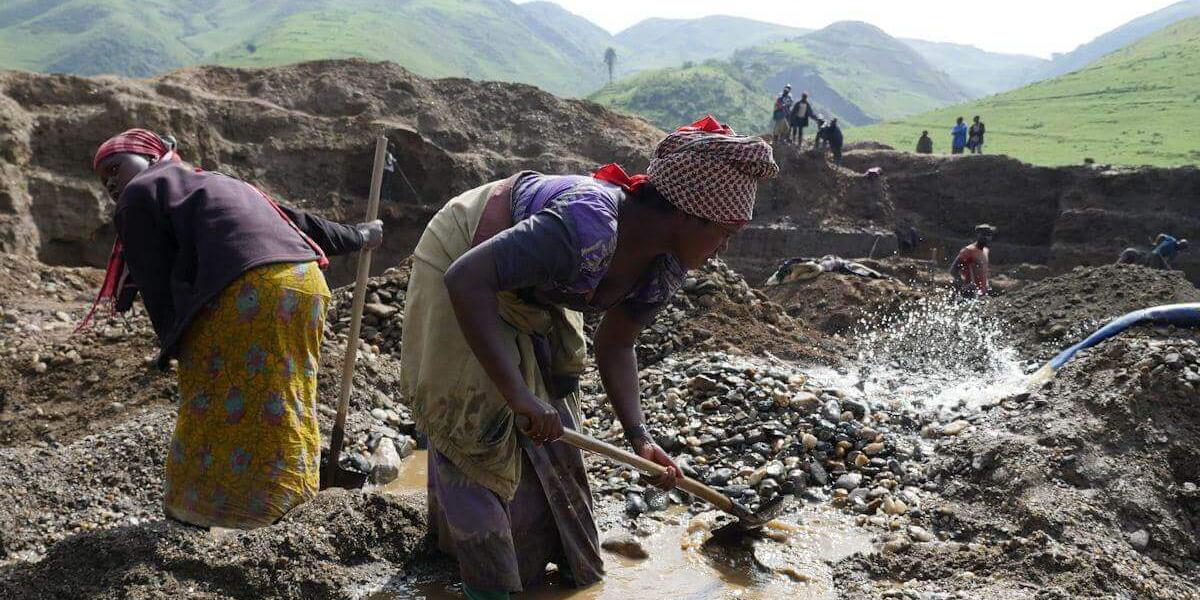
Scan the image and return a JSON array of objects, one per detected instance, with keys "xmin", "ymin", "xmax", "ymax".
[{"xmin": 818, "ymin": 291, "xmax": 1029, "ymax": 415}]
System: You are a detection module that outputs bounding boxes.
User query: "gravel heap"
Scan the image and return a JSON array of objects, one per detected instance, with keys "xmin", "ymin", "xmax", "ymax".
[
  {"xmin": 989, "ymin": 264, "xmax": 1200, "ymax": 360},
  {"xmin": 325, "ymin": 258, "xmax": 413, "ymax": 357},
  {"xmin": 582, "ymin": 353, "xmax": 931, "ymax": 520},
  {"xmin": 0, "ymin": 406, "xmax": 172, "ymax": 561}
]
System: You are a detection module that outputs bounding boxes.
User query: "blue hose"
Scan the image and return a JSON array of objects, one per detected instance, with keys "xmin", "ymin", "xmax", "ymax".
[{"xmin": 1045, "ymin": 303, "xmax": 1200, "ymax": 371}]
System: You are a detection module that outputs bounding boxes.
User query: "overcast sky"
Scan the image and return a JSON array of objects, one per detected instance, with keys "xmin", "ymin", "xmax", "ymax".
[{"xmin": 519, "ymin": 0, "xmax": 1182, "ymax": 58}]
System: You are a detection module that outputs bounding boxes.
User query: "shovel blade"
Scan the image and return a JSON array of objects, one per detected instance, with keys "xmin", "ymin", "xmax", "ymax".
[
  {"xmin": 707, "ymin": 496, "xmax": 789, "ymax": 542},
  {"xmin": 319, "ymin": 452, "xmax": 369, "ymax": 490}
]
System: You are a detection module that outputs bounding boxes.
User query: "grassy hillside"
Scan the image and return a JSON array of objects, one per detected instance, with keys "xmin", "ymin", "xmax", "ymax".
[
  {"xmin": 0, "ymin": 0, "xmax": 610, "ymax": 96},
  {"xmin": 591, "ymin": 21, "xmax": 969, "ymax": 133},
  {"xmin": 850, "ymin": 17, "xmax": 1200, "ymax": 167},
  {"xmin": 0, "ymin": 0, "xmax": 817, "ymax": 97},
  {"xmin": 614, "ymin": 16, "xmax": 809, "ymax": 74},
  {"xmin": 902, "ymin": 39, "xmax": 1048, "ymax": 97},
  {"xmin": 588, "ymin": 64, "xmax": 768, "ymax": 133},
  {"xmin": 1041, "ymin": 0, "xmax": 1200, "ymax": 79},
  {"xmin": 211, "ymin": 0, "xmax": 611, "ymax": 96}
]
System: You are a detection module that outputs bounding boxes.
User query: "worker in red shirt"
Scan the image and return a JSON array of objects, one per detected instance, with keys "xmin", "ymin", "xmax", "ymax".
[{"xmin": 950, "ymin": 224, "xmax": 996, "ymax": 297}]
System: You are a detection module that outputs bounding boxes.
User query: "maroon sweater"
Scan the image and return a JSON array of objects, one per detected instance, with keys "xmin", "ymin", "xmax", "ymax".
[{"xmin": 114, "ymin": 161, "xmax": 363, "ymax": 367}]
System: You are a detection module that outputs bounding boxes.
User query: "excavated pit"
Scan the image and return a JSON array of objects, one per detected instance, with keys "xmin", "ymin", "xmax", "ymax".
[{"xmin": 1, "ymin": 60, "xmax": 1199, "ymax": 599}]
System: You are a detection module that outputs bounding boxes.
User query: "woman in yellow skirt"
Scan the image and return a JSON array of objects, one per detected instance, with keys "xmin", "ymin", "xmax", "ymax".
[{"xmin": 86, "ymin": 129, "xmax": 383, "ymax": 528}]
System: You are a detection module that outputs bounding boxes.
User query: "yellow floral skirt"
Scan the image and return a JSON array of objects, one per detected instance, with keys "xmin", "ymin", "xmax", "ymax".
[{"xmin": 165, "ymin": 261, "xmax": 330, "ymax": 529}]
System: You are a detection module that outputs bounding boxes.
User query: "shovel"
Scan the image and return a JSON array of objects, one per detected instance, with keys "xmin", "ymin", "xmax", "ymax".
[
  {"xmin": 320, "ymin": 135, "xmax": 389, "ymax": 490},
  {"xmin": 518, "ymin": 416, "xmax": 786, "ymax": 540}
]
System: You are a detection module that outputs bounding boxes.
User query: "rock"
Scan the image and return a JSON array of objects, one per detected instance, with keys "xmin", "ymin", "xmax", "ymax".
[
  {"xmin": 370, "ymin": 408, "xmax": 389, "ymax": 422},
  {"xmin": 882, "ymin": 496, "xmax": 907, "ymax": 515},
  {"xmin": 625, "ymin": 493, "xmax": 648, "ymax": 516},
  {"xmin": 393, "ymin": 435, "xmax": 416, "ymax": 459},
  {"xmin": 364, "ymin": 303, "xmax": 399, "ymax": 319},
  {"xmin": 862, "ymin": 442, "xmax": 885, "ymax": 455},
  {"xmin": 369, "ymin": 440, "xmax": 401, "ymax": 484},
  {"xmin": 835, "ymin": 473, "xmax": 862, "ymax": 491},
  {"xmin": 802, "ymin": 433, "xmax": 818, "ymax": 450},
  {"xmin": 602, "ymin": 535, "xmax": 649, "ymax": 560},
  {"xmin": 941, "ymin": 420, "xmax": 970, "ymax": 436},
  {"xmin": 1128, "ymin": 529, "xmax": 1150, "ymax": 551},
  {"xmin": 909, "ymin": 526, "xmax": 935, "ymax": 542},
  {"xmin": 808, "ymin": 462, "xmax": 829, "ymax": 486}
]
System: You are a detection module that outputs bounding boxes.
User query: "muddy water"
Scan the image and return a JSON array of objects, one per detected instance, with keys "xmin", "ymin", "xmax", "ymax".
[{"xmin": 380, "ymin": 452, "xmax": 872, "ymax": 600}]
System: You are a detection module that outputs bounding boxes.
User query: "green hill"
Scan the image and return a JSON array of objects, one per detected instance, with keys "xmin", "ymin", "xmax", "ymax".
[
  {"xmin": 613, "ymin": 16, "xmax": 809, "ymax": 75},
  {"xmin": 1040, "ymin": 0, "xmax": 1200, "ymax": 79},
  {"xmin": 210, "ymin": 0, "xmax": 612, "ymax": 96},
  {"xmin": 0, "ymin": 0, "xmax": 611, "ymax": 96},
  {"xmin": 849, "ymin": 17, "xmax": 1200, "ymax": 167},
  {"xmin": 590, "ymin": 21, "xmax": 969, "ymax": 133},
  {"xmin": 902, "ymin": 39, "xmax": 1047, "ymax": 98},
  {"xmin": 0, "ymin": 1, "xmax": 818, "ymax": 97}
]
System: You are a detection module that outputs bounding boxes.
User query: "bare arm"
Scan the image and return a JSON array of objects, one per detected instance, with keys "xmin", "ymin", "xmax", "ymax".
[
  {"xmin": 442, "ymin": 243, "xmax": 563, "ymax": 442},
  {"xmin": 595, "ymin": 304, "xmax": 681, "ymax": 489}
]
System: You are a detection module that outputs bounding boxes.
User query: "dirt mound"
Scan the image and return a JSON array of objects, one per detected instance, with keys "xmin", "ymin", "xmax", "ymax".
[
  {"xmin": 0, "ymin": 489, "xmax": 430, "ymax": 599},
  {"xmin": 834, "ymin": 327, "xmax": 1200, "ymax": 598},
  {"xmin": 842, "ymin": 150, "xmax": 1200, "ymax": 284},
  {"xmin": 764, "ymin": 272, "xmax": 927, "ymax": 334},
  {"xmin": 989, "ymin": 264, "xmax": 1200, "ymax": 360},
  {"xmin": 0, "ymin": 59, "xmax": 662, "ymax": 284}
]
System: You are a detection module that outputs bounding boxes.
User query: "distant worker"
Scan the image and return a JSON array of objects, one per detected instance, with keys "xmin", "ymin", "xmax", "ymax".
[
  {"xmin": 951, "ymin": 117, "xmax": 968, "ymax": 155},
  {"xmin": 815, "ymin": 118, "xmax": 844, "ymax": 163},
  {"xmin": 916, "ymin": 130, "xmax": 933, "ymax": 154},
  {"xmin": 1118, "ymin": 233, "xmax": 1190, "ymax": 270},
  {"xmin": 772, "ymin": 84, "xmax": 794, "ymax": 144},
  {"xmin": 789, "ymin": 92, "xmax": 817, "ymax": 145},
  {"xmin": 968, "ymin": 116, "xmax": 986, "ymax": 154},
  {"xmin": 950, "ymin": 224, "xmax": 995, "ymax": 297}
]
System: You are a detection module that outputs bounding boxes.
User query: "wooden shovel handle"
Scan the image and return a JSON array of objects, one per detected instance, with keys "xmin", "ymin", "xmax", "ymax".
[
  {"xmin": 517, "ymin": 416, "xmax": 734, "ymax": 513},
  {"xmin": 328, "ymin": 135, "xmax": 389, "ymax": 466}
]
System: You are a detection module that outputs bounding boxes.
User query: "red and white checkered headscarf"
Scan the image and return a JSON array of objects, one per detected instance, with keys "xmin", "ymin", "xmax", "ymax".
[{"xmin": 595, "ymin": 116, "xmax": 778, "ymax": 226}]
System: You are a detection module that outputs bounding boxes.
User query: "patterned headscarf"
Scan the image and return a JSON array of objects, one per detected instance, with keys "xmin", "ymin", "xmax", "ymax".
[
  {"xmin": 93, "ymin": 128, "xmax": 176, "ymax": 172},
  {"xmin": 594, "ymin": 116, "xmax": 778, "ymax": 226}
]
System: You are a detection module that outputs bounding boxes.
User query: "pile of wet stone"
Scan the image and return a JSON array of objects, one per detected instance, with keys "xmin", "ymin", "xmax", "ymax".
[
  {"xmin": 325, "ymin": 260, "xmax": 412, "ymax": 357},
  {"xmin": 627, "ymin": 258, "xmax": 776, "ymax": 366},
  {"xmin": 582, "ymin": 353, "xmax": 930, "ymax": 519}
]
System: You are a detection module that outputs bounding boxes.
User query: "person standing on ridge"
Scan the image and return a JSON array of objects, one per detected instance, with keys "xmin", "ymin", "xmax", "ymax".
[
  {"xmin": 916, "ymin": 130, "xmax": 933, "ymax": 154},
  {"xmin": 950, "ymin": 224, "xmax": 996, "ymax": 298},
  {"xmin": 968, "ymin": 116, "xmax": 986, "ymax": 154},
  {"xmin": 951, "ymin": 117, "xmax": 968, "ymax": 155},
  {"xmin": 772, "ymin": 85, "xmax": 794, "ymax": 144},
  {"xmin": 789, "ymin": 92, "xmax": 816, "ymax": 146},
  {"xmin": 815, "ymin": 118, "xmax": 844, "ymax": 164}
]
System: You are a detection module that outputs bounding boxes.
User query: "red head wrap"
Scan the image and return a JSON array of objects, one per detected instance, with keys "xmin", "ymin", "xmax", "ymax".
[
  {"xmin": 92, "ymin": 128, "xmax": 176, "ymax": 172},
  {"xmin": 593, "ymin": 115, "xmax": 777, "ymax": 226}
]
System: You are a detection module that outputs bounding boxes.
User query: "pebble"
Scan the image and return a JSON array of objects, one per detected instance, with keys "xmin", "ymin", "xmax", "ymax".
[
  {"xmin": 370, "ymin": 438, "xmax": 402, "ymax": 485},
  {"xmin": 909, "ymin": 525, "xmax": 935, "ymax": 542},
  {"xmin": 941, "ymin": 420, "xmax": 970, "ymax": 436},
  {"xmin": 601, "ymin": 535, "xmax": 649, "ymax": 560},
  {"xmin": 1128, "ymin": 529, "xmax": 1150, "ymax": 551},
  {"xmin": 835, "ymin": 473, "xmax": 862, "ymax": 491}
]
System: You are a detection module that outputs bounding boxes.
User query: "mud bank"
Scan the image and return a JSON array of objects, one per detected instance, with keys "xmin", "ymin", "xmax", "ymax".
[
  {"xmin": 842, "ymin": 151, "xmax": 1200, "ymax": 283},
  {"xmin": 0, "ymin": 60, "xmax": 661, "ymax": 284},
  {"xmin": 0, "ymin": 490, "xmax": 430, "ymax": 599}
]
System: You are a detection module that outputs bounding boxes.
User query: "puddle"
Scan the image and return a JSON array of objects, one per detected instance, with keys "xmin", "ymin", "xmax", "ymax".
[{"xmin": 378, "ymin": 452, "xmax": 872, "ymax": 600}]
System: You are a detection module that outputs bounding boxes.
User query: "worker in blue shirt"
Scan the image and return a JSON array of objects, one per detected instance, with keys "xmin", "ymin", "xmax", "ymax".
[
  {"xmin": 1151, "ymin": 233, "xmax": 1189, "ymax": 270},
  {"xmin": 951, "ymin": 117, "xmax": 968, "ymax": 155}
]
